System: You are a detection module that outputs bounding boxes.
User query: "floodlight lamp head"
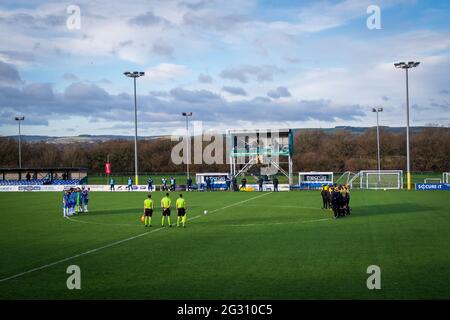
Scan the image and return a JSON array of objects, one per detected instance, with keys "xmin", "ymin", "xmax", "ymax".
[
  {"xmin": 15, "ymin": 116, "xmax": 25, "ymax": 121},
  {"xmin": 124, "ymin": 71, "xmax": 145, "ymax": 78}
]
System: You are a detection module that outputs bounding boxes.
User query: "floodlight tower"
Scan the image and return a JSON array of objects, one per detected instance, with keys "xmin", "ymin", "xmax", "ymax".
[
  {"xmin": 394, "ymin": 61, "xmax": 420, "ymax": 191},
  {"xmin": 372, "ymin": 107, "xmax": 383, "ymax": 178},
  {"xmin": 182, "ymin": 112, "xmax": 193, "ymax": 179},
  {"xmin": 124, "ymin": 71, "xmax": 145, "ymax": 185},
  {"xmin": 15, "ymin": 116, "xmax": 25, "ymax": 169}
]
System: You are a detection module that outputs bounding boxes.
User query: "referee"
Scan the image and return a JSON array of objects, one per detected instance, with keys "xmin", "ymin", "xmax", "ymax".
[
  {"xmin": 176, "ymin": 194, "xmax": 187, "ymax": 228},
  {"xmin": 161, "ymin": 193, "xmax": 172, "ymax": 227},
  {"xmin": 143, "ymin": 194, "xmax": 153, "ymax": 227}
]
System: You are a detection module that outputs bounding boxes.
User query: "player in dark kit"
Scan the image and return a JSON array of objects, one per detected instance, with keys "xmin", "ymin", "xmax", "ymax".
[
  {"xmin": 321, "ymin": 185, "xmax": 328, "ymax": 209},
  {"xmin": 273, "ymin": 177, "xmax": 279, "ymax": 191},
  {"xmin": 258, "ymin": 176, "xmax": 264, "ymax": 192},
  {"xmin": 186, "ymin": 176, "xmax": 192, "ymax": 191},
  {"xmin": 225, "ymin": 176, "xmax": 231, "ymax": 191},
  {"xmin": 327, "ymin": 185, "xmax": 333, "ymax": 209},
  {"xmin": 232, "ymin": 176, "xmax": 238, "ymax": 191},
  {"xmin": 331, "ymin": 186, "xmax": 341, "ymax": 218},
  {"xmin": 147, "ymin": 177, "xmax": 153, "ymax": 191},
  {"xmin": 241, "ymin": 177, "xmax": 247, "ymax": 190},
  {"xmin": 342, "ymin": 185, "xmax": 351, "ymax": 216}
]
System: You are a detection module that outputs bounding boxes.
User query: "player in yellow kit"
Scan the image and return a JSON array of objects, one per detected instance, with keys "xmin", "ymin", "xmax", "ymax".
[
  {"xmin": 143, "ymin": 194, "xmax": 153, "ymax": 227},
  {"xmin": 176, "ymin": 194, "xmax": 187, "ymax": 228},
  {"xmin": 161, "ymin": 193, "xmax": 172, "ymax": 227}
]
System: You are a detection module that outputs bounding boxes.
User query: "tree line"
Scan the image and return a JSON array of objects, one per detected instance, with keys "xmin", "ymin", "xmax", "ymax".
[{"xmin": 0, "ymin": 128, "xmax": 449, "ymax": 174}]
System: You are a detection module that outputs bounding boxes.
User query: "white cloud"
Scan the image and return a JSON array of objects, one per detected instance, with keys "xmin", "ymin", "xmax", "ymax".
[{"xmin": 144, "ymin": 63, "xmax": 189, "ymax": 82}]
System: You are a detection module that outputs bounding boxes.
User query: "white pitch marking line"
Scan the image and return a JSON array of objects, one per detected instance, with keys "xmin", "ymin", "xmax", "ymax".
[
  {"xmin": 0, "ymin": 226, "xmax": 164, "ymax": 283},
  {"xmin": 0, "ymin": 192, "xmax": 272, "ymax": 283}
]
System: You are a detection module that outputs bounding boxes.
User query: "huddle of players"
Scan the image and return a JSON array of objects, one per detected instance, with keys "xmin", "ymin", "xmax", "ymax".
[
  {"xmin": 321, "ymin": 185, "xmax": 350, "ymax": 218},
  {"xmin": 63, "ymin": 187, "xmax": 90, "ymax": 217},
  {"xmin": 142, "ymin": 193, "xmax": 187, "ymax": 228}
]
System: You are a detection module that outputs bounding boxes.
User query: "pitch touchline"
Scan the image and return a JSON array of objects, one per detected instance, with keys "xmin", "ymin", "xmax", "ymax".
[{"xmin": 0, "ymin": 192, "xmax": 272, "ymax": 283}]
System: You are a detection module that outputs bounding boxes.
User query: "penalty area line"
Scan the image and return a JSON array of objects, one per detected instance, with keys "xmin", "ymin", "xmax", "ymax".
[{"xmin": 0, "ymin": 192, "xmax": 272, "ymax": 283}]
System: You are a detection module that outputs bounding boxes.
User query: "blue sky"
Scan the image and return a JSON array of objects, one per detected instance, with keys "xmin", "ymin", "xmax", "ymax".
[{"xmin": 0, "ymin": 0, "xmax": 449, "ymax": 136}]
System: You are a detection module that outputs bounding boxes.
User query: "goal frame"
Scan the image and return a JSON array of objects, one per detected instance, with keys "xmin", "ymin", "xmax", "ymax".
[
  {"xmin": 443, "ymin": 172, "xmax": 450, "ymax": 184},
  {"xmin": 358, "ymin": 170, "xmax": 403, "ymax": 190}
]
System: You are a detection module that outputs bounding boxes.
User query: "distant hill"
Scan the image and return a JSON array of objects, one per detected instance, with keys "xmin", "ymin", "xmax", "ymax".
[
  {"xmin": 3, "ymin": 134, "xmax": 166, "ymax": 144},
  {"xmin": 295, "ymin": 126, "xmax": 427, "ymax": 134},
  {"xmin": 2, "ymin": 126, "xmax": 443, "ymax": 144}
]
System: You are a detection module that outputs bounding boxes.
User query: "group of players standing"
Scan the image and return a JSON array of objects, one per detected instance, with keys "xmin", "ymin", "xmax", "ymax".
[
  {"xmin": 63, "ymin": 187, "xmax": 90, "ymax": 217},
  {"xmin": 142, "ymin": 193, "xmax": 188, "ymax": 228},
  {"xmin": 321, "ymin": 185, "xmax": 351, "ymax": 218}
]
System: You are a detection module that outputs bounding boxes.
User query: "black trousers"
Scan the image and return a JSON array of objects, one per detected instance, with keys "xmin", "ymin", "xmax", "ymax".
[{"xmin": 322, "ymin": 197, "xmax": 328, "ymax": 209}]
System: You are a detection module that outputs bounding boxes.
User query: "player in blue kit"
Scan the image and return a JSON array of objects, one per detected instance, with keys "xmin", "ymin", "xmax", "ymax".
[
  {"xmin": 127, "ymin": 177, "xmax": 133, "ymax": 191},
  {"xmin": 62, "ymin": 190, "xmax": 70, "ymax": 217},
  {"xmin": 161, "ymin": 177, "xmax": 167, "ymax": 191},
  {"xmin": 82, "ymin": 187, "xmax": 90, "ymax": 212},
  {"xmin": 170, "ymin": 177, "xmax": 176, "ymax": 191},
  {"xmin": 69, "ymin": 188, "xmax": 77, "ymax": 215}
]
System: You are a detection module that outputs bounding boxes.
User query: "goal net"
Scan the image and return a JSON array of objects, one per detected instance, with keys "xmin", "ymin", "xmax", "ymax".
[
  {"xmin": 443, "ymin": 172, "xmax": 450, "ymax": 184},
  {"xmin": 357, "ymin": 170, "xmax": 403, "ymax": 190}
]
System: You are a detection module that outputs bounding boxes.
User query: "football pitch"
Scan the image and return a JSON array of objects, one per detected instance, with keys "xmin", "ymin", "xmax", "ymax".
[{"xmin": 0, "ymin": 190, "xmax": 449, "ymax": 299}]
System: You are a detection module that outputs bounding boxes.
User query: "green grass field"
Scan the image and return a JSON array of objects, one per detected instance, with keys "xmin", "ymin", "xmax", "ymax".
[{"xmin": 0, "ymin": 190, "xmax": 449, "ymax": 299}]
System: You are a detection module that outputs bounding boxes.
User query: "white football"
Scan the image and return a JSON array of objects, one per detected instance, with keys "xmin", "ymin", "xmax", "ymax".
[{"xmin": 204, "ymin": 210, "xmax": 208, "ymax": 215}]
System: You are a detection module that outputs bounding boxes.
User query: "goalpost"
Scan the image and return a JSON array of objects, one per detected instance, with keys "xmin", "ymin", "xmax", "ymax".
[
  {"xmin": 443, "ymin": 172, "xmax": 450, "ymax": 183},
  {"xmin": 424, "ymin": 178, "xmax": 442, "ymax": 184},
  {"xmin": 358, "ymin": 170, "xmax": 403, "ymax": 190}
]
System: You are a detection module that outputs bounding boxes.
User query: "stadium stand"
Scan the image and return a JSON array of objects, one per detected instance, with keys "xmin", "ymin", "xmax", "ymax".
[
  {"xmin": 0, "ymin": 168, "xmax": 87, "ymax": 186},
  {"xmin": 0, "ymin": 179, "xmax": 81, "ymax": 186}
]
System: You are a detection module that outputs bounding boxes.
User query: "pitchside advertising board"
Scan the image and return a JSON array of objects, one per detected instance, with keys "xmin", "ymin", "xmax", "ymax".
[
  {"xmin": 0, "ymin": 184, "xmax": 291, "ymax": 192},
  {"xmin": 298, "ymin": 172, "xmax": 334, "ymax": 189},
  {"xmin": 0, "ymin": 185, "xmax": 148, "ymax": 192},
  {"xmin": 415, "ymin": 183, "xmax": 450, "ymax": 191}
]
